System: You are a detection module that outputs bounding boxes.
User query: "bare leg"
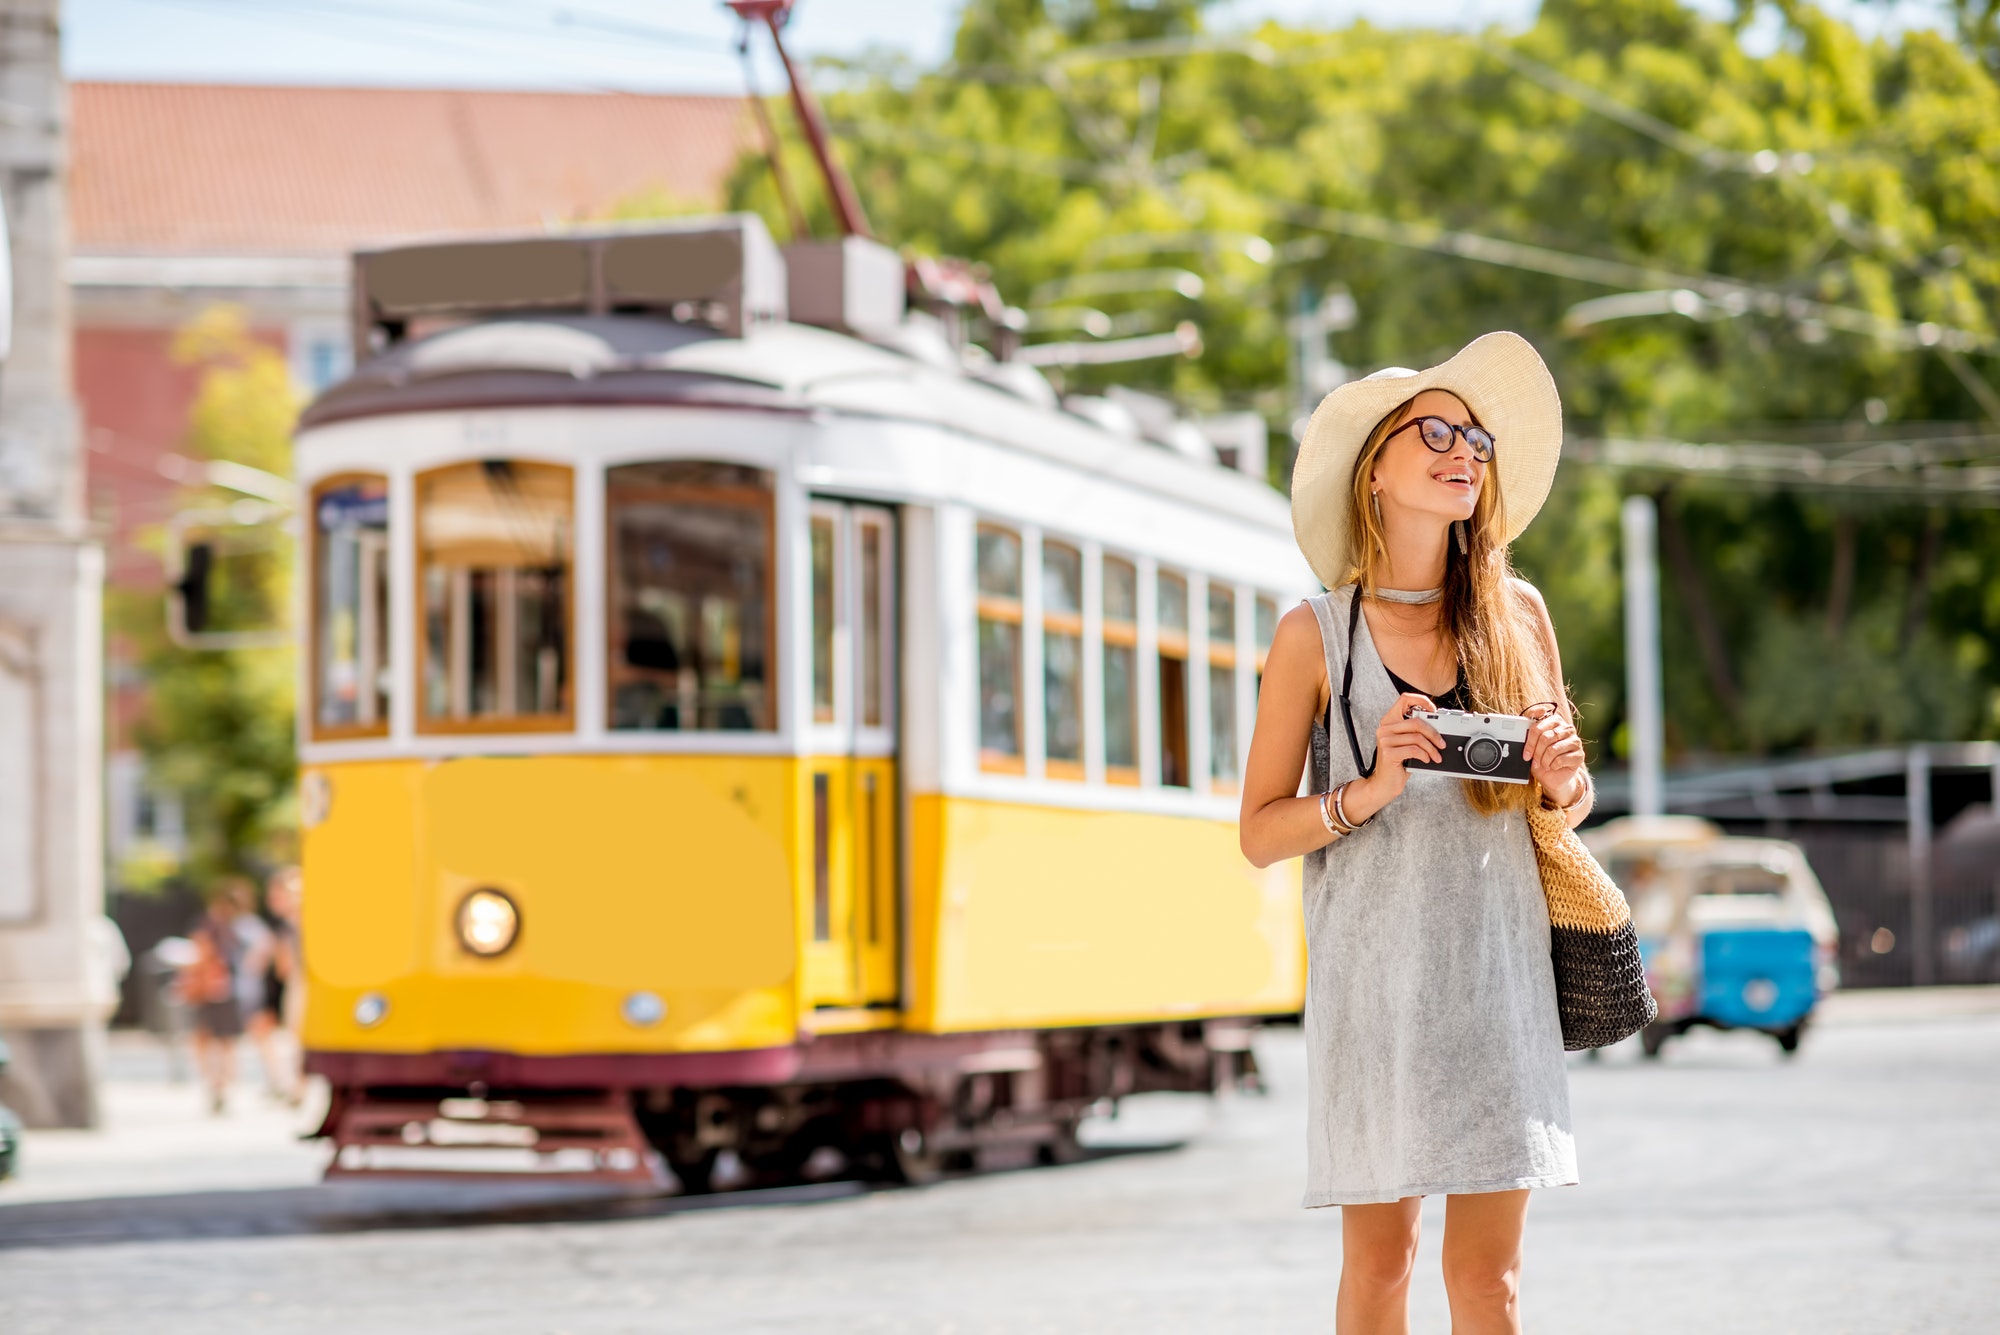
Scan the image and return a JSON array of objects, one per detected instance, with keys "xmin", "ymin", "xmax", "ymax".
[
  {"xmin": 246, "ymin": 1012, "xmax": 295, "ymax": 1100},
  {"xmin": 1441, "ymin": 1190, "xmax": 1530, "ymax": 1335},
  {"xmin": 1337, "ymin": 1197, "xmax": 1423, "ymax": 1335},
  {"xmin": 191, "ymin": 1030, "xmax": 226, "ymax": 1114}
]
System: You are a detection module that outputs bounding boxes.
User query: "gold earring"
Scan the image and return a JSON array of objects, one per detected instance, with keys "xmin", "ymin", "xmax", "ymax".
[
  {"xmin": 1371, "ymin": 491, "xmax": 1382, "ymax": 523},
  {"xmin": 1454, "ymin": 520, "xmax": 1469, "ymax": 555}
]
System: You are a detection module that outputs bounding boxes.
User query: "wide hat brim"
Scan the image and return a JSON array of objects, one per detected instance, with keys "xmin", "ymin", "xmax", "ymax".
[{"xmin": 1290, "ymin": 331, "xmax": 1563, "ymax": 590}]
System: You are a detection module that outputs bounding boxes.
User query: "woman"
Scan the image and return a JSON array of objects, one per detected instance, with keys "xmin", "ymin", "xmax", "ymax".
[{"xmin": 1240, "ymin": 332, "xmax": 1592, "ymax": 1335}]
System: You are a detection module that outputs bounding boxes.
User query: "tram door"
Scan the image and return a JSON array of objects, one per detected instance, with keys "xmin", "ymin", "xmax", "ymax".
[{"xmin": 803, "ymin": 502, "xmax": 899, "ymax": 1011}]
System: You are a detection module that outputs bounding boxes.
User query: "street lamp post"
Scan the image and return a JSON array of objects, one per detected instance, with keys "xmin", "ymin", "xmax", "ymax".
[{"xmin": 1622, "ymin": 495, "xmax": 1665, "ymax": 819}]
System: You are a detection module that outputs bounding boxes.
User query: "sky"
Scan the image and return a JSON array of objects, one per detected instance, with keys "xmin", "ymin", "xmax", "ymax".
[{"xmin": 65, "ymin": 0, "xmax": 1949, "ymax": 95}]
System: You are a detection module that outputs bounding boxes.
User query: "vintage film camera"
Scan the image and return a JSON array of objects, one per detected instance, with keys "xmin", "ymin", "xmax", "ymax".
[{"xmin": 1404, "ymin": 709, "xmax": 1534, "ymax": 784}]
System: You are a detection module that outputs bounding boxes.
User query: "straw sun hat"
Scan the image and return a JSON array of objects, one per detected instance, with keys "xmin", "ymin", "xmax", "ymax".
[{"xmin": 1290, "ymin": 331, "xmax": 1563, "ymax": 590}]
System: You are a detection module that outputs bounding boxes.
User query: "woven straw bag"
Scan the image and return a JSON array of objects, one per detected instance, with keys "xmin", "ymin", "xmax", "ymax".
[{"xmin": 1526, "ymin": 797, "xmax": 1658, "ymax": 1051}]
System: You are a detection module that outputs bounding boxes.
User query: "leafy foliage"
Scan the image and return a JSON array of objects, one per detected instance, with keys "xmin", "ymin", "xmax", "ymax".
[
  {"xmin": 725, "ymin": 0, "xmax": 2000, "ymax": 757},
  {"xmin": 117, "ymin": 308, "xmax": 299, "ymax": 893}
]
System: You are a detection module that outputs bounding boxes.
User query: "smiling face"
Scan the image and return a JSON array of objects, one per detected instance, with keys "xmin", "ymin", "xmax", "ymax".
[{"xmin": 1368, "ymin": 389, "xmax": 1487, "ymax": 525}]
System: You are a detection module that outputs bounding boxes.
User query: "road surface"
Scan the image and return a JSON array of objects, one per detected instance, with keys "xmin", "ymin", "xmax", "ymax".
[{"xmin": 1, "ymin": 989, "xmax": 1995, "ymax": 1333}]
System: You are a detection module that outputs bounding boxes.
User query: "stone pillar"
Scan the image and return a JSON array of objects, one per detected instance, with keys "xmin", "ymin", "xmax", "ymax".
[{"xmin": 0, "ymin": 0, "xmax": 109, "ymax": 1130}]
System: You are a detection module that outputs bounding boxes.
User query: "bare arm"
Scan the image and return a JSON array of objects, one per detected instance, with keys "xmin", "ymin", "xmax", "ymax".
[
  {"xmin": 1513, "ymin": 579, "xmax": 1593, "ymax": 828},
  {"xmin": 1239, "ymin": 603, "xmax": 1443, "ymax": 866},
  {"xmin": 1238, "ymin": 606, "xmax": 1333, "ymax": 868}
]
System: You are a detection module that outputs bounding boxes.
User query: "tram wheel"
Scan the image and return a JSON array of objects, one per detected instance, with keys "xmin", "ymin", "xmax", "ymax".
[
  {"xmin": 667, "ymin": 1147, "xmax": 721, "ymax": 1195},
  {"xmin": 884, "ymin": 1128, "xmax": 947, "ymax": 1186},
  {"xmin": 1038, "ymin": 1120, "xmax": 1085, "ymax": 1168}
]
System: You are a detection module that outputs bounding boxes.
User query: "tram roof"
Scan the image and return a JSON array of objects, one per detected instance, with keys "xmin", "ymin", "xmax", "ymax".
[{"xmin": 299, "ymin": 314, "xmax": 1294, "ymax": 532}]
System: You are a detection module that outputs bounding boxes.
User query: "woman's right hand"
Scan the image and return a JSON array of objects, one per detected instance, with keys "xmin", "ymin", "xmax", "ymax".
[{"xmin": 1343, "ymin": 693, "xmax": 1443, "ymax": 822}]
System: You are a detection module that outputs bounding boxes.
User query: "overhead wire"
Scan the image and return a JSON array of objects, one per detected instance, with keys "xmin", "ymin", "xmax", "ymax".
[
  {"xmin": 1569, "ymin": 433, "xmax": 2000, "ymax": 503},
  {"xmin": 124, "ymin": 4, "xmax": 2000, "ymax": 430},
  {"xmin": 895, "ymin": 20, "xmax": 1999, "ymax": 397},
  {"xmin": 1470, "ymin": 38, "xmax": 2000, "ymax": 414},
  {"xmin": 827, "ymin": 116, "xmax": 1996, "ymax": 356}
]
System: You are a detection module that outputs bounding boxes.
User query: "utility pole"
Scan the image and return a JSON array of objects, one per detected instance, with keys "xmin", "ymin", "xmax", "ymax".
[
  {"xmin": 0, "ymin": 0, "xmax": 108, "ymax": 1129},
  {"xmin": 1622, "ymin": 495, "xmax": 1664, "ymax": 818},
  {"xmin": 1288, "ymin": 285, "xmax": 1355, "ymax": 428},
  {"xmin": 1906, "ymin": 747, "xmax": 1934, "ymax": 988}
]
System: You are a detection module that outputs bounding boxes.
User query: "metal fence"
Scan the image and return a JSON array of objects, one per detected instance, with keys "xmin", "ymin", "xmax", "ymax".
[
  {"xmin": 1786, "ymin": 827, "xmax": 2000, "ymax": 989},
  {"xmin": 1595, "ymin": 742, "xmax": 1999, "ymax": 991}
]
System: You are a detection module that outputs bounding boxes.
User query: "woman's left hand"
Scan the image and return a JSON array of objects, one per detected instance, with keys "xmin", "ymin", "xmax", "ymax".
[{"xmin": 1524, "ymin": 711, "xmax": 1586, "ymax": 807}]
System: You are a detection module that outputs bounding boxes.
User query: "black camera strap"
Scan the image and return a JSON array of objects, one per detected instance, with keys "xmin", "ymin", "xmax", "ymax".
[{"xmin": 1337, "ymin": 583, "xmax": 1376, "ymax": 779}]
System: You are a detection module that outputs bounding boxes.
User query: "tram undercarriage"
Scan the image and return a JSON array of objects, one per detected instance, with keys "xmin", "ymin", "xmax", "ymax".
[{"xmin": 311, "ymin": 1020, "xmax": 1263, "ymax": 1191}]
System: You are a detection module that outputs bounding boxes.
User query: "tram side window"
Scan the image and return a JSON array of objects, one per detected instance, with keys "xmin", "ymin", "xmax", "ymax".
[
  {"xmin": 1042, "ymin": 541, "xmax": 1085, "ymax": 779},
  {"xmin": 608, "ymin": 461, "xmax": 773, "ymax": 732},
  {"xmin": 1157, "ymin": 569, "xmax": 1190, "ymax": 788},
  {"xmin": 1101, "ymin": 556, "xmax": 1140, "ymax": 785},
  {"xmin": 312, "ymin": 475, "xmax": 390, "ymax": 737},
  {"xmin": 976, "ymin": 525, "xmax": 1023, "ymax": 772},
  {"xmin": 860, "ymin": 519, "xmax": 887, "ymax": 729},
  {"xmin": 810, "ymin": 514, "xmax": 837, "ymax": 724},
  {"xmin": 417, "ymin": 461, "xmax": 573, "ymax": 731},
  {"xmin": 1254, "ymin": 593, "xmax": 1278, "ymax": 722},
  {"xmin": 1208, "ymin": 584, "xmax": 1239, "ymax": 791}
]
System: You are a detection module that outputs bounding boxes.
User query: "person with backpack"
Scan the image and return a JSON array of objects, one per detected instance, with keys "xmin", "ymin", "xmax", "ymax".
[{"xmin": 180, "ymin": 883, "xmax": 252, "ymax": 1115}]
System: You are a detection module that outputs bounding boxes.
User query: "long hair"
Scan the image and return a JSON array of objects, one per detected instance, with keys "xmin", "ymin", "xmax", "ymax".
[{"xmin": 1345, "ymin": 395, "xmax": 1565, "ymax": 815}]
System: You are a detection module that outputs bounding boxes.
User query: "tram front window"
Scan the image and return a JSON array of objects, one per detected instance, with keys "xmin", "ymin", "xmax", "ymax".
[
  {"xmin": 311, "ymin": 475, "xmax": 390, "ymax": 737},
  {"xmin": 608, "ymin": 461, "xmax": 773, "ymax": 732},
  {"xmin": 417, "ymin": 461, "xmax": 573, "ymax": 730}
]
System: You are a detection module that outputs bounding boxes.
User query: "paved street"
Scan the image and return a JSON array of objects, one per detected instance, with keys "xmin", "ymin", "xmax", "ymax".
[{"xmin": 2, "ymin": 990, "xmax": 1996, "ymax": 1334}]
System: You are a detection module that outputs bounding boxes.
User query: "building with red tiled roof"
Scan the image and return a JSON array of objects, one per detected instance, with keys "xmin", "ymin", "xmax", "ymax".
[
  {"xmin": 72, "ymin": 81, "xmax": 750, "ymax": 864},
  {"xmin": 74, "ymin": 83, "xmax": 748, "ymax": 254}
]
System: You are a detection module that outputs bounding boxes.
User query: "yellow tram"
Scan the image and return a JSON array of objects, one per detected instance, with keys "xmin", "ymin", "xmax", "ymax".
[{"xmin": 296, "ymin": 215, "xmax": 1311, "ymax": 1186}]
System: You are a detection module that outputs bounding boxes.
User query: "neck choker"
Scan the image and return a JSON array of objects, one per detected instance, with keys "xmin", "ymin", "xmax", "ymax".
[{"xmin": 1373, "ymin": 585, "xmax": 1442, "ymax": 605}]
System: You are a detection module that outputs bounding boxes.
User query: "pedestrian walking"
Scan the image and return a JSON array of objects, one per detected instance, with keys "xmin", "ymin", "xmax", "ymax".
[
  {"xmin": 253, "ymin": 866, "xmax": 304, "ymax": 1104},
  {"xmin": 1240, "ymin": 333, "xmax": 1592, "ymax": 1335},
  {"xmin": 220, "ymin": 875, "xmax": 300, "ymax": 1103},
  {"xmin": 179, "ymin": 887, "xmax": 249, "ymax": 1115}
]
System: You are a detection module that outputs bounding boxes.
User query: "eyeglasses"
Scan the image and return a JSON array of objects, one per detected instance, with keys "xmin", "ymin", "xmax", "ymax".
[{"xmin": 1386, "ymin": 415, "xmax": 1496, "ymax": 463}]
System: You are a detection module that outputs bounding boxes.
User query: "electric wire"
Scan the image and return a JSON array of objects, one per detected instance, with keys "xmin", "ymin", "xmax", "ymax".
[{"xmin": 827, "ymin": 116, "xmax": 1996, "ymax": 356}]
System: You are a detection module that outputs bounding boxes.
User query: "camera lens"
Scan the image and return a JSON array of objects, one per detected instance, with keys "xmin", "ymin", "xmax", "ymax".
[{"xmin": 1465, "ymin": 736, "xmax": 1503, "ymax": 773}]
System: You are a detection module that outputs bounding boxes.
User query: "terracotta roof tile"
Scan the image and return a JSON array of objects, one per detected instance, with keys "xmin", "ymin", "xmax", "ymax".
[{"xmin": 73, "ymin": 82, "xmax": 753, "ymax": 254}]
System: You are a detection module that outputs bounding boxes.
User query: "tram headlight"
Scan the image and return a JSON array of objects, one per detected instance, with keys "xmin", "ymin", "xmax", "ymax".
[
  {"xmin": 622, "ymin": 991, "xmax": 666, "ymax": 1027},
  {"xmin": 456, "ymin": 888, "xmax": 521, "ymax": 958},
  {"xmin": 354, "ymin": 992, "xmax": 389, "ymax": 1028}
]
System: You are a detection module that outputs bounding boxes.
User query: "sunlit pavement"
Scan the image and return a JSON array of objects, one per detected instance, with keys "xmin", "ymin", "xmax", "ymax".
[{"xmin": 2, "ymin": 990, "xmax": 1996, "ymax": 1334}]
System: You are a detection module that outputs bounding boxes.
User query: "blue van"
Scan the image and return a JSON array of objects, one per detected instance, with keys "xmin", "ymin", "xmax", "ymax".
[{"xmin": 1585, "ymin": 819, "xmax": 1840, "ymax": 1058}]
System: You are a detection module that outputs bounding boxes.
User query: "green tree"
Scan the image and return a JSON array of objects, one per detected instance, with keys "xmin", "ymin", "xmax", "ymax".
[
  {"xmin": 723, "ymin": 0, "xmax": 2000, "ymax": 757},
  {"xmin": 116, "ymin": 307, "xmax": 299, "ymax": 893}
]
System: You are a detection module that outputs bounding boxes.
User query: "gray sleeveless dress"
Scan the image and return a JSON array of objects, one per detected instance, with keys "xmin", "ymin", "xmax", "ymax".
[{"xmin": 1301, "ymin": 587, "xmax": 1576, "ymax": 1207}]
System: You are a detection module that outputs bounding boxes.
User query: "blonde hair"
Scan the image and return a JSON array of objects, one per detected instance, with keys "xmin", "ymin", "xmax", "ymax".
[{"xmin": 1346, "ymin": 395, "xmax": 1565, "ymax": 814}]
